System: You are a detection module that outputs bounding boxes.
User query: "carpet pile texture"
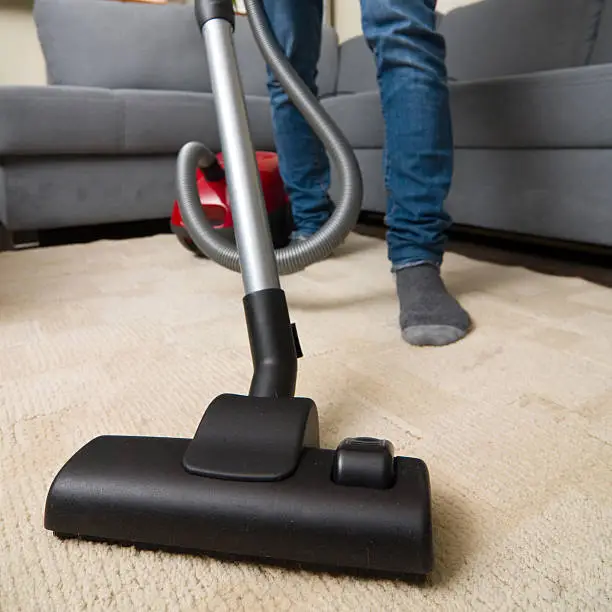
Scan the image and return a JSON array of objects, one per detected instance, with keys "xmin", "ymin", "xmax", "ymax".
[{"xmin": 1, "ymin": 233, "xmax": 610, "ymax": 610}]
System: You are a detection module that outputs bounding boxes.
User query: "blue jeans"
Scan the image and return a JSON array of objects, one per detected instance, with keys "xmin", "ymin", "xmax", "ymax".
[{"xmin": 262, "ymin": 0, "xmax": 453, "ymax": 269}]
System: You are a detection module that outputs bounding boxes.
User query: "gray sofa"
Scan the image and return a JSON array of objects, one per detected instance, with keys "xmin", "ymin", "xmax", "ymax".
[
  {"xmin": 1, "ymin": 0, "xmax": 612, "ymax": 249},
  {"xmin": 0, "ymin": 0, "xmax": 339, "ymax": 238},
  {"xmin": 328, "ymin": 0, "xmax": 612, "ymax": 248}
]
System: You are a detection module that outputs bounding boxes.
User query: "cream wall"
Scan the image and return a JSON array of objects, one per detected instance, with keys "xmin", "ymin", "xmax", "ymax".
[
  {"xmin": 333, "ymin": 0, "xmax": 482, "ymax": 41},
  {"xmin": 0, "ymin": 8, "xmax": 46, "ymax": 85}
]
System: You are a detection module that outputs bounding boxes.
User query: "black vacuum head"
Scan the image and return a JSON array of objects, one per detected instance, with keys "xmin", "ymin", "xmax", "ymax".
[
  {"xmin": 45, "ymin": 394, "xmax": 433, "ymax": 579},
  {"xmin": 44, "ymin": 0, "xmax": 434, "ymax": 582}
]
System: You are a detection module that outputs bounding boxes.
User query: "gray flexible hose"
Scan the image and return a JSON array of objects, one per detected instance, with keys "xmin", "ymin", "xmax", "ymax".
[{"xmin": 176, "ymin": 0, "xmax": 363, "ymax": 274}]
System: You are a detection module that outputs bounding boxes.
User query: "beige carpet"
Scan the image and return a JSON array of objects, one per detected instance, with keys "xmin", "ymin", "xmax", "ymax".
[{"xmin": 1, "ymin": 233, "xmax": 611, "ymax": 611}]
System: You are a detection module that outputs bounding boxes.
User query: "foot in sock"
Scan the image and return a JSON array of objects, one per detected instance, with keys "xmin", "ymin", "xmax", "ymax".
[{"xmin": 396, "ymin": 263, "xmax": 471, "ymax": 346}]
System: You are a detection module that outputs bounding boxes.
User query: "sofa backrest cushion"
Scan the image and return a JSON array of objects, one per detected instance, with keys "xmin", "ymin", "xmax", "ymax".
[
  {"xmin": 336, "ymin": 36, "xmax": 378, "ymax": 94},
  {"xmin": 232, "ymin": 15, "xmax": 338, "ymax": 97},
  {"xmin": 34, "ymin": 0, "xmax": 212, "ymax": 92},
  {"xmin": 33, "ymin": 0, "xmax": 339, "ymax": 96},
  {"xmin": 590, "ymin": 0, "xmax": 612, "ymax": 63},
  {"xmin": 438, "ymin": 0, "xmax": 605, "ymax": 81},
  {"xmin": 335, "ymin": 12, "xmax": 445, "ymax": 94}
]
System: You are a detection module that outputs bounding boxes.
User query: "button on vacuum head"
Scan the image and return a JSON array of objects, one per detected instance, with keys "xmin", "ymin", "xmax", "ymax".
[{"xmin": 332, "ymin": 437, "xmax": 396, "ymax": 489}]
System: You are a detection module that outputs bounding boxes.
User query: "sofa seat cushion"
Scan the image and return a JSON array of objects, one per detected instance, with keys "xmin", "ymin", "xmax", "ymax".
[
  {"xmin": 322, "ymin": 63, "xmax": 612, "ymax": 150},
  {"xmin": 450, "ymin": 63, "xmax": 612, "ymax": 148},
  {"xmin": 0, "ymin": 87, "xmax": 276, "ymax": 157},
  {"xmin": 119, "ymin": 89, "xmax": 276, "ymax": 153},
  {"xmin": 0, "ymin": 86, "xmax": 123, "ymax": 156}
]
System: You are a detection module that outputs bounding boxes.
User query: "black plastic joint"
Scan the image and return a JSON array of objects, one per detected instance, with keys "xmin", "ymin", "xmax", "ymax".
[
  {"xmin": 198, "ymin": 159, "xmax": 225, "ymax": 183},
  {"xmin": 244, "ymin": 288, "xmax": 298, "ymax": 398},
  {"xmin": 195, "ymin": 0, "xmax": 235, "ymax": 30},
  {"xmin": 182, "ymin": 393, "xmax": 320, "ymax": 481}
]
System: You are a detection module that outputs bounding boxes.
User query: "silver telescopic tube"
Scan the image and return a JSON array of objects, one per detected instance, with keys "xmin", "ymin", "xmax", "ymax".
[{"xmin": 201, "ymin": 18, "xmax": 280, "ymax": 295}]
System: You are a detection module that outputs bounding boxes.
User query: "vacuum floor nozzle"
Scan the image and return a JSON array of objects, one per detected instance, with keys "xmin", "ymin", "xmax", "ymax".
[
  {"xmin": 45, "ymin": 394, "xmax": 433, "ymax": 579},
  {"xmin": 44, "ymin": 0, "xmax": 436, "ymax": 581}
]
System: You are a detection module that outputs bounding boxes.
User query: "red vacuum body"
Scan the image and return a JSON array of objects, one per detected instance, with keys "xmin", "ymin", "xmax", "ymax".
[{"xmin": 171, "ymin": 151, "xmax": 292, "ymax": 256}]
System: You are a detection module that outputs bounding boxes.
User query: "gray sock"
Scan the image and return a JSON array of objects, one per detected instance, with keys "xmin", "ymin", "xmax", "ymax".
[{"xmin": 396, "ymin": 263, "xmax": 471, "ymax": 346}]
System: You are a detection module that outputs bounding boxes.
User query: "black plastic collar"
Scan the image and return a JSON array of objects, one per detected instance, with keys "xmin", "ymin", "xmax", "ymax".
[{"xmin": 195, "ymin": 0, "xmax": 235, "ymax": 30}]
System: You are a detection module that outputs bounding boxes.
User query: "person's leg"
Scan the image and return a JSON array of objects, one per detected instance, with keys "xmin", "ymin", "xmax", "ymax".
[
  {"xmin": 361, "ymin": 0, "xmax": 471, "ymax": 345},
  {"xmin": 262, "ymin": 0, "xmax": 333, "ymax": 238}
]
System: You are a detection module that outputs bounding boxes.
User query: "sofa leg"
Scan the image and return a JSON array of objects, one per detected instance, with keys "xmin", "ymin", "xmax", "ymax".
[
  {"xmin": 0, "ymin": 226, "xmax": 40, "ymax": 251},
  {"xmin": 0, "ymin": 224, "xmax": 11, "ymax": 251}
]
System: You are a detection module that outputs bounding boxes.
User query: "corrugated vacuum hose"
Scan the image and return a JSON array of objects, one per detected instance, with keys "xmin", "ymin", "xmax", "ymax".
[{"xmin": 175, "ymin": 0, "xmax": 363, "ymax": 280}]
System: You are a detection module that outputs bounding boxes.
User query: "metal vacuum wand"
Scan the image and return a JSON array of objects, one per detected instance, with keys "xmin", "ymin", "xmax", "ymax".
[
  {"xmin": 193, "ymin": 0, "xmax": 299, "ymax": 399},
  {"xmin": 198, "ymin": 0, "xmax": 280, "ymax": 296}
]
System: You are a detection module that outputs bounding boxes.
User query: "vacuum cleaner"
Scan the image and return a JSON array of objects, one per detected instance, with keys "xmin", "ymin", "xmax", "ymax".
[
  {"xmin": 170, "ymin": 151, "xmax": 292, "ymax": 256},
  {"xmin": 44, "ymin": 0, "xmax": 434, "ymax": 579}
]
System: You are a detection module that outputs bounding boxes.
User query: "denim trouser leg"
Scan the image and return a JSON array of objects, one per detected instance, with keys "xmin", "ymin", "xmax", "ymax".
[
  {"xmin": 262, "ymin": 0, "xmax": 333, "ymax": 237},
  {"xmin": 361, "ymin": 0, "xmax": 453, "ymax": 269},
  {"xmin": 263, "ymin": 0, "xmax": 453, "ymax": 265}
]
